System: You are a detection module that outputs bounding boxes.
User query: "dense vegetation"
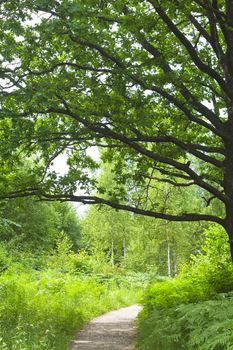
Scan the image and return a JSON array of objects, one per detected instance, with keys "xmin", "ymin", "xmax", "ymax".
[
  {"xmin": 1, "ymin": 0, "xmax": 233, "ymax": 255},
  {"xmin": 1, "ymin": 195, "xmax": 232, "ymax": 350},
  {"xmin": 138, "ymin": 225, "xmax": 233, "ymax": 350},
  {"xmin": 1, "ymin": 1, "xmax": 233, "ymax": 349},
  {"xmin": 0, "ymin": 197, "xmax": 148, "ymax": 350},
  {"xmin": 1, "ymin": 185, "xmax": 232, "ymax": 350},
  {"xmin": 0, "ymin": 176, "xmax": 218, "ymax": 350},
  {"xmin": 0, "ymin": 271, "xmax": 140, "ymax": 350}
]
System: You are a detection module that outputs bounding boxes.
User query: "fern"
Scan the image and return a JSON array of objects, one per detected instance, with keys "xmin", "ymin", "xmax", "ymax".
[
  {"xmin": 138, "ymin": 296, "xmax": 233, "ymax": 350},
  {"xmin": 138, "ymin": 226, "xmax": 233, "ymax": 350}
]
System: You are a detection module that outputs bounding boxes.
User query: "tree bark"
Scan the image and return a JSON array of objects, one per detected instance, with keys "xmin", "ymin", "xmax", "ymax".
[
  {"xmin": 223, "ymin": 134, "xmax": 233, "ymax": 260},
  {"xmin": 225, "ymin": 209, "xmax": 233, "ymax": 260},
  {"xmin": 167, "ymin": 238, "xmax": 171, "ymax": 277},
  {"xmin": 173, "ymin": 238, "xmax": 177, "ymax": 276}
]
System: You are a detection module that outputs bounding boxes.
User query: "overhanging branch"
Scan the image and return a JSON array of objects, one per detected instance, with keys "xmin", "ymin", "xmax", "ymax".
[
  {"xmin": 8, "ymin": 106, "xmax": 227, "ymax": 204},
  {"xmin": 0, "ymin": 189, "xmax": 225, "ymax": 226},
  {"xmin": 149, "ymin": 0, "xmax": 230, "ymax": 98}
]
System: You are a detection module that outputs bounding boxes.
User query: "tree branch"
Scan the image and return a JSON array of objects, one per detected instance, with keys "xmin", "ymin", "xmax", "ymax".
[
  {"xmin": 27, "ymin": 62, "xmax": 112, "ymax": 75},
  {"xmin": 62, "ymin": 26, "xmax": 225, "ymax": 137},
  {"xmin": 148, "ymin": 0, "xmax": 231, "ymax": 98},
  {"xmin": 143, "ymin": 175, "xmax": 195, "ymax": 187},
  {"xmin": 43, "ymin": 106, "xmax": 228, "ymax": 204},
  {"xmin": 0, "ymin": 190, "xmax": 225, "ymax": 226},
  {"xmin": 129, "ymin": 132, "xmax": 224, "ymax": 167},
  {"xmin": 131, "ymin": 27, "xmax": 225, "ymax": 132}
]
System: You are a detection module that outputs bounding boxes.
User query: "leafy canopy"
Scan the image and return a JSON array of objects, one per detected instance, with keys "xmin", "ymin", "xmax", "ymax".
[{"xmin": 0, "ymin": 0, "xmax": 232, "ymax": 231}]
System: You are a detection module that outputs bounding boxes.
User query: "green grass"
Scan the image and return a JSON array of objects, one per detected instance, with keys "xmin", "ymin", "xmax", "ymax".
[{"xmin": 0, "ymin": 270, "xmax": 143, "ymax": 350}]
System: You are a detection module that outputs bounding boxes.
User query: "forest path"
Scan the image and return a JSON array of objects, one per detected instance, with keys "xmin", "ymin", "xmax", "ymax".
[{"xmin": 71, "ymin": 304, "xmax": 142, "ymax": 350}]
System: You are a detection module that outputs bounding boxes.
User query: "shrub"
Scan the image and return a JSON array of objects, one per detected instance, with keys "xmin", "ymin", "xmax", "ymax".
[
  {"xmin": 138, "ymin": 224, "xmax": 233, "ymax": 350},
  {"xmin": 138, "ymin": 294, "xmax": 233, "ymax": 350}
]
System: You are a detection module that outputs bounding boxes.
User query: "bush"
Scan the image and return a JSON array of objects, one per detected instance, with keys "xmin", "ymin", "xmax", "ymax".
[
  {"xmin": 138, "ymin": 224, "xmax": 233, "ymax": 350},
  {"xmin": 0, "ymin": 244, "xmax": 12, "ymax": 272},
  {"xmin": 143, "ymin": 275, "xmax": 212, "ymax": 311},
  {"xmin": 138, "ymin": 294, "xmax": 233, "ymax": 350}
]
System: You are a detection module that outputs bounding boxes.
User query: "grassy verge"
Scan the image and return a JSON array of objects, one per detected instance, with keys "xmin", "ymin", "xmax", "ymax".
[{"xmin": 0, "ymin": 270, "xmax": 143, "ymax": 350}]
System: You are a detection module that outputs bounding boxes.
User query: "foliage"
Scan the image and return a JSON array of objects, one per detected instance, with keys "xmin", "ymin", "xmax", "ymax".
[
  {"xmin": 52, "ymin": 202, "xmax": 82, "ymax": 251},
  {"xmin": 47, "ymin": 231, "xmax": 75, "ymax": 273},
  {"xmin": 138, "ymin": 294, "xmax": 233, "ymax": 350},
  {"xmin": 138, "ymin": 224, "xmax": 233, "ymax": 350},
  {"xmin": 0, "ymin": 0, "xmax": 231, "ymax": 253},
  {"xmin": 0, "ymin": 268, "xmax": 143, "ymax": 350},
  {"xmin": 0, "ymin": 198, "xmax": 81, "ymax": 253},
  {"xmin": 0, "ymin": 230, "xmax": 148, "ymax": 350},
  {"xmin": 82, "ymin": 167, "xmax": 204, "ymax": 274},
  {"xmin": 46, "ymin": 232, "xmax": 110, "ymax": 275},
  {"xmin": 0, "ymin": 244, "xmax": 12, "ymax": 273},
  {"xmin": 143, "ymin": 224, "xmax": 232, "ymax": 309},
  {"xmin": 143, "ymin": 276, "xmax": 212, "ymax": 311}
]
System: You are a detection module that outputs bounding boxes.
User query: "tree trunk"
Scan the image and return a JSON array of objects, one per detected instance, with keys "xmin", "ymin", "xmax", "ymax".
[
  {"xmin": 167, "ymin": 238, "xmax": 171, "ymax": 277},
  {"xmin": 224, "ymin": 205, "xmax": 233, "ymax": 260},
  {"xmin": 223, "ymin": 138, "xmax": 233, "ymax": 261},
  {"xmin": 173, "ymin": 239, "xmax": 177, "ymax": 275}
]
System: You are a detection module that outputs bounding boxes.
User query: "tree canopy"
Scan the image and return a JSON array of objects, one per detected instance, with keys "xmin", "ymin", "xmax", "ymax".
[{"xmin": 1, "ymin": 1, "xmax": 233, "ymax": 254}]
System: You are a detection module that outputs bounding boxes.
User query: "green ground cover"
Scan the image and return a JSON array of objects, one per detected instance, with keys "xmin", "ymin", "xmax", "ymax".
[
  {"xmin": 0, "ymin": 269, "xmax": 143, "ymax": 350},
  {"xmin": 0, "ymin": 232, "xmax": 152, "ymax": 350},
  {"xmin": 138, "ymin": 225, "xmax": 233, "ymax": 350}
]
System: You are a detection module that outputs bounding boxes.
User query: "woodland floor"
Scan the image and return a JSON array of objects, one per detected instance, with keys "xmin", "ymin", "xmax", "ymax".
[{"xmin": 71, "ymin": 304, "xmax": 142, "ymax": 350}]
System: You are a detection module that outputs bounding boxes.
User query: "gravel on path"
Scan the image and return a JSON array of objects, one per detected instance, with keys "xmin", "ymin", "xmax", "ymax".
[{"xmin": 71, "ymin": 304, "xmax": 142, "ymax": 350}]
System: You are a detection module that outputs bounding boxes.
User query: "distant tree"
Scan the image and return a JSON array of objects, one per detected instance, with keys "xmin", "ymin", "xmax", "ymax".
[
  {"xmin": 53, "ymin": 202, "xmax": 82, "ymax": 251},
  {"xmin": 82, "ymin": 165, "xmax": 204, "ymax": 274},
  {"xmin": 0, "ymin": 198, "xmax": 59, "ymax": 251},
  {"xmin": 1, "ymin": 2, "xmax": 233, "ymax": 257},
  {"xmin": 0, "ymin": 198, "xmax": 81, "ymax": 252}
]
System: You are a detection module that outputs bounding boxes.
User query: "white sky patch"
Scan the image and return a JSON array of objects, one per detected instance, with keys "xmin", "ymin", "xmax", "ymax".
[
  {"xmin": 52, "ymin": 153, "xmax": 68, "ymax": 175},
  {"xmin": 52, "ymin": 147, "xmax": 100, "ymax": 174},
  {"xmin": 52, "ymin": 147, "xmax": 100, "ymax": 216},
  {"xmin": 86, "ymin": 146, "xmax": 100, "ymax": 161}
]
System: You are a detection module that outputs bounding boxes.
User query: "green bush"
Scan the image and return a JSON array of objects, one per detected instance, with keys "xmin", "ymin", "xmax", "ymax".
[
  {"xmin": 138, "ymin": 224, "xmax": 233, "ymax": 350},
  {"xmin": 0, "ymin": 244, "xmax": 12, "ymax": 272},
  {"xmin": 143, "ymin": 275, "xmax": 212, "ymax": 311},
  {"xmin": 46, "ymin": 233, "xmax": 116, "ymax": 275},
  {"xmin": 142, "ymin": 225, "xmax": 233, "ymax": 310},
  {"xmin": 138, "ymin": 294, "xmax": 233, "ymax": 350}
]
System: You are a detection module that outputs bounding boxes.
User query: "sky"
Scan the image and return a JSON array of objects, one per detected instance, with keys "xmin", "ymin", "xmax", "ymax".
[{"xmin": 52, "ymin": 147, "xmax": 100, "ymax": 216}]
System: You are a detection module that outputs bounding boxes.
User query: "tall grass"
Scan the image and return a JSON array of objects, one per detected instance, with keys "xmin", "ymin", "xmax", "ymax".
[{"xmin": 0, "ymin": 270, "xmax": 142, "ymax": 350}]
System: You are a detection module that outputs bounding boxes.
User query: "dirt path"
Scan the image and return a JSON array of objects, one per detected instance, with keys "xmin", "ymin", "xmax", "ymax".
[{"xmin": 71, "ymin": 304, "xmax": 142, "ymax": 350}]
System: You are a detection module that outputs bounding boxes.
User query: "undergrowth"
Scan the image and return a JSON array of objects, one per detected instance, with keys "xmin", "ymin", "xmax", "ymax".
[
  {"xmin": 0, "ymin": 233, "xmax": 150, "ymax": 350},
  {"xmin": 0, "ymin": 270, "xmax": 143, "ymax": 350},
  {"xmin": 138, "ymin": 224, "xmax": 233, "ymax": 350}
]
